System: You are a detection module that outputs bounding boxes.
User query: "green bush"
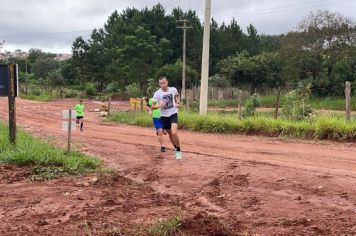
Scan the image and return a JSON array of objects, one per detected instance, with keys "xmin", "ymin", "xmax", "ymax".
[
  {"xmin": 32, "ymin": 89, "xmax": 42, "ymax": 96},
  {"xmin": 241, "ymin": 94, "xmax": 261, "ymax": 117},
  {"xmin": 125, "ymin": 83, "xmax": 141, "ymax": 98},
  {"xmin": 188, "ymin": 99, "xmax": 200, "ymax": 112},
  {"xmin": 64, "ymin": 89, "xmax": 78, "ymax": 98},
  {"xmin": 146, "ymin": 78, "xmax": 158, "ymax": 97},
  {"xmin": 282, "ymin": 82, "xmax": 313, "ymax": 120},
  {"xmin": 106, "ymin": 82, "xmax": 121, "ymax": 94},
  {"xmin": 84, "ymin": 82, "xmax": 97, "ymax": 96}
]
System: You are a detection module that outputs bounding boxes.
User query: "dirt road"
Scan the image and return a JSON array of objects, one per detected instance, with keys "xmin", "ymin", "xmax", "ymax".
[{"xmin": 0, "ymin": 98, "xmax": 355, "ymax": 235}]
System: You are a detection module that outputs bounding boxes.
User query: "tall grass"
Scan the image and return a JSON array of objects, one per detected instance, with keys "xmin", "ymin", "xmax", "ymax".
[
  {"xmin": 209, "ymin": 96, "xmax": 356, "ymax": 111},
  {"xmin": 209, "ymin": 96, "xmax": 276, "ymax": 108},
  {"xmin": 310, "ymin": 97, "xmax": 356, "ymax": 111},
  {"xmin": 0, "ymin": 123, "xmax": 102, "ymax": 180},
  {"xmin": 20, "ymin": 86, "xmax": 81, "ymax": 102},
  {"xmin": 208, "ymin": 99, "xmax": 239, "ymax": 108},
  {"xmin": 109, "ymin": 111, "xmax": 356, "ymax": 142},
  {"xmin": 20, "ymin": 93, "xmax": 53, "ymax": 102}
]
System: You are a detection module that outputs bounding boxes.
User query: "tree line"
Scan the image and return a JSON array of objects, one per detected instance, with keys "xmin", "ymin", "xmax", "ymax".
[{"xmin": 1, "ymin": 4, "xmax": 355, "ymax": 97}]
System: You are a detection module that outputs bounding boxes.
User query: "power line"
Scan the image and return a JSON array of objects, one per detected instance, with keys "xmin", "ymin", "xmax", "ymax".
[
  {"xmin": 213, "ymin": 0, "xmax": 352, "ymax": 19},
  {"xmin": 213, "ymin": 0, "xmax": 326, "ymax": 17},
  {"xmin": 213, "ymin": 0, "xmax": 341, "ymax": 17}
]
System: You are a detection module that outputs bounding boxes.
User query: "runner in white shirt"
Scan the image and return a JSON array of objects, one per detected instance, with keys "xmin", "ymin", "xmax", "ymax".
[{"xmin": 152, "ymin": 76, "xmax": 182, "ymax": 160}]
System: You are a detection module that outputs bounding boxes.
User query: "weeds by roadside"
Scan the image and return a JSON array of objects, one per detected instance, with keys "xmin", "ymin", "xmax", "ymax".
[{"xmin": 0, "ymin": 123, "xmax": 103, "ymax": 180}]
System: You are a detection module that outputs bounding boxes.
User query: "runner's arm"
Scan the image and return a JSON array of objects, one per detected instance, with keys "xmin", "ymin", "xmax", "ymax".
[
  {"xmin": 146, "ymin": 99, "xmax": 151, "ymax": 111},
  {"xmin": 174, "ymin": 88, "xmax": 180, "ymax": 107},
  {"xmin": 151, "ymin": 94, "xmax": 162, "ymax": 110},
  {"xmin": 150, "ymin": 100, "xmax": 161, "ymax": 110}
]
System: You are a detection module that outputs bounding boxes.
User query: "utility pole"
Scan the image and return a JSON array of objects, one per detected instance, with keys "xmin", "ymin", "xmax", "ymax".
[
  {"xmin": 199, "ymin": 0, "xmax": 211, "ymax": 115},
  {"xmin": 177, "ymin": 19, "xmax": 192, "ymax": 102}
]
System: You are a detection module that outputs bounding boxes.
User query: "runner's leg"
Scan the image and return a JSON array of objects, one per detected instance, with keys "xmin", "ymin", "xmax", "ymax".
[
  {"xmin": 167, "ymin": 129, "xmax": 176, "ymax": 148},
  {"xmin": 80, "ymin": 118, "xmax": 84, "ymax": 131},
  {"xmin": 157, "ymin": 129, "xmax": 164, "ymax": 147},
  {"xmin": 170, "ymin": 123, "xmax": 180, "ymax": 151}
]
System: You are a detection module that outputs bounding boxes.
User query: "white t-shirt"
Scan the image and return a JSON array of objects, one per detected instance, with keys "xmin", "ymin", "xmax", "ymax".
[{"xmin": 153, "ymin": 87, "xmax": 179, "ymax": 117}]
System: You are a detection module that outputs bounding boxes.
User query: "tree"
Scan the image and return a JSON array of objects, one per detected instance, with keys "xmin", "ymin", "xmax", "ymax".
[
  {"xmin": 281, "ymin": 10, "xmax": 356, "ymax": 96},
  {"xmin": 32, "ymin": 57, "xmax": 56, "ymax": 79},
  {"xmin": 48, "ymin": 69, "xmax": 65, "ymax": 89},
  {"xmin": 125, "ymin": 83, "xmax": 141, "ymax": 98},
  {"xmin": 154, "ymin": 59, "xmax": 199, "ymax": 90},
  {"xmin": 88, "ymin": 29, "xmax": 108, "ymax": 91},
  {"xmin": 282, "ymin": 82, "xmax": 313, "ymax": 120},
  {"xmin": 246, "ymin": 24, "xmax": 260, "ymax": 55},
  {"xmin": 114, "ymin": 27, "xmax": 172, "ymax": 87},
  {"xmin": 28, "ymin": 49, "xmax": 46, "ymax": 64},
  {"xmin": 72, "ymin": 36, "xmax": 90, "ymax": 87},
  {"xmin": 60, "ymin": 59, "xmax": 76, "ymax": 85},
  {"xmin": 217, "ymin": 51, "xmax": 285, "ymax": 93},
  {"xmin": 70, "ymin": 5, "xmax": 265, "ymax": 93}
]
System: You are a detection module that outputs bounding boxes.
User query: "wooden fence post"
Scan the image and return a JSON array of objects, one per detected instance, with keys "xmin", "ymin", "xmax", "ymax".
[
  {"xmin": 345, "ymin": 81, "xmax": 351, "ymax": 122},
  {"xmin": 274, "ymin": 88, "xmax": 282, "ymax": 119},
  {"xmin": 7, "ymin": 64, "xmax": 17, "ymax": 145}
]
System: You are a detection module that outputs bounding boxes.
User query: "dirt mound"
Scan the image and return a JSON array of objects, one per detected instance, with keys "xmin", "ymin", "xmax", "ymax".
[
  {"xmin": 0, "ymin": 165, "xmax": 31, "ymax": 183},
  {"xmin": 241, "ymin": 196, "xmax": 260, "ymax": 209},
  {"xmin": 209, "ymin": 173, "xmax": 249, "ymax": 188},
  {"xmin": 181, "ymin": 212, "xmax": 237, "ymax": 236}
]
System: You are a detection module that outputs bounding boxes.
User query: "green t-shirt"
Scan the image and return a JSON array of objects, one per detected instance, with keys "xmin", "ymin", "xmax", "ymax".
[
  {"xmin": 149, "ymin": 98, "xmax": 161, "ymax": 118},
  {"xmin": 75, "ymin": 104, "xmax": 85, "ymax": 117}
]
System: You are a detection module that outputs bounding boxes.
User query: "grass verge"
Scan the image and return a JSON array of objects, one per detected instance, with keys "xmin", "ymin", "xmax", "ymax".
[
  {"xmin": 209, "ymin": 96, "xmax": 356, "ymax": 111},
  {"xmin": 310, "ymin": 97, "xmax": 356, "ymax": 111},
  {"xmin": 208, "ymin": 96, "xmax": 277, "ymax": 108},
  {"xmin": 20, "ymin": 93, "xmax": 53, "ymax": 102},
  {"xmin": 108, "ymin": 111, "xmax": 356, "ymax": 142},
  {"xmin": 145, "ymin": 216, "xmax": 184, "ymax": 236},
  {"xmin": 0, "ymin": 122, "xmax": 102, "ymax": 180}
]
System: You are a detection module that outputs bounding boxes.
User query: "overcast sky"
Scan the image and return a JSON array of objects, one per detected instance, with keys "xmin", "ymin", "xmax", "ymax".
[{"xmin": 1, "ymin": 0, "xmax": 355, "ymax": 54}]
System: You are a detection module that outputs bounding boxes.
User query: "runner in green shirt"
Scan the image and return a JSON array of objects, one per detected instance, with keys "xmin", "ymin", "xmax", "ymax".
[
  {"xmin": 74, "ymin": 99, "xmax": 85, "ymax": 131},
  {"xmin": 147, "ymin": 97, "xmax": 167, "ymax": 153}
]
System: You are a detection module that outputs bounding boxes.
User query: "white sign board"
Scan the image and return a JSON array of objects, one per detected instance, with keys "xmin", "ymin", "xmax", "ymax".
[
  {"xmin": 62, "ymin": 121, "xmax": 77, "ymax": 131},
  {"xmin": 63, "ymin": 110, "xmax": 76, "ymax": 119}
]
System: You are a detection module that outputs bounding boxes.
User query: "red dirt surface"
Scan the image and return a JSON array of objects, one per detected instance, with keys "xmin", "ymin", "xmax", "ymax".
[{"xmin": 0, "ymin": 98, "xmax": 356, "ymax": 235}]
